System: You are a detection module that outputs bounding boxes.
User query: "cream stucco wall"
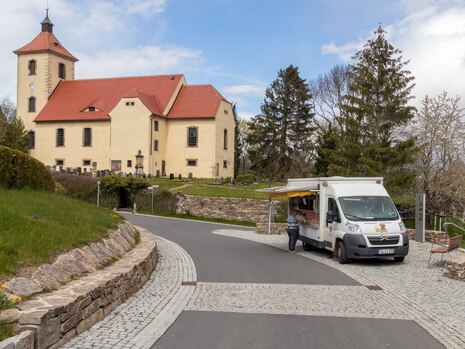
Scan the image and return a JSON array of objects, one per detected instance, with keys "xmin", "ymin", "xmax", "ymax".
[
  {"xmin": 151, "ymin": 116, "xmax": 168, "ymax": 176},
  {"xmin": 16, "ymin": 52, "xmax": 75, "ymax": 131},
  {"xmin": 164, "ymin": 119, "xmax": 216, "ymax": 178},
  {"xmin": 32, "ymin": 121, "xmax": 110, "ymax": 170},
  {"xmin": 109, "ymin": 98, "xmax": 152, "ymax": 174},
  {"xmin": 214, "ymin": 100, "xmax": 235, "ymax": 178}
]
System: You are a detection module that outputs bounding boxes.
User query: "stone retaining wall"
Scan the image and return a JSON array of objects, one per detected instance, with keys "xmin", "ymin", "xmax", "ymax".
[
  {"xmin": 0, "ymin": 224, "xmax": 157, "ymax": 349},
  {"xmin": 406, "ymin": 228, "xmax": 448, "ymax": 244},
  {"xmin": 176, "ymin": 195, "xmax": 280, "ymax": 223}
]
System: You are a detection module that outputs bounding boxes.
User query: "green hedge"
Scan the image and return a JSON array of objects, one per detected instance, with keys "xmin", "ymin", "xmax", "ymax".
[{"xmin": 0, "ymin": 145, "xmax": 54, "ymax": 191}]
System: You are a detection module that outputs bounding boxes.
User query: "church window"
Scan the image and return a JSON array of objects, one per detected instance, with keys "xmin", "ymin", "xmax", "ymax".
[
  {"xmin": 56, "ymin": 159, "xmax": 64, "ymax": 166},
  {"xmin": 154, "ymin": 120, "xmax": 159, "ymax": 131},
  {"xmin": 83, "ymin": 128, "xmax": 92, "ymax": 147},
  {"xmin": 56, "ymin": 128, "xmax": 65, "ymax": 147},
  {"xmin": 28, "ymin": 60, "xmax": 36, "ymax": 75},
  {"xmin": 127, "ymin": 160, "xmax": 132, "ymax": 168},
  {"xmin": 187, "ymin": 127, "xmax": 198, "ymax": 147},
  {"xmin": 125, "ymin": 101, "xmax": 135, "ymax": 106},
  {"xmin": 28, "ymin": 97, "xmax": 36, "ymax": 112},
  {"xmin": 58, "ymin": 63, "xmax": 66, "ymax": 79},
  {"xmin": 223, "ymin": 129, "xmax": 228, "ymax": 150},
  {"xmin": 28, "ymin": 131, "xmax": 35, "ymax": 149},
  {"xmin": 154, "ymin": 140, "xmax": 159, "ymax": 151},
  {"xmin": 187, "ymin": 159, "xmax": 197, "ymax": 167},
  {"xmin": 82, "ymin": 159, "xmax": 91, "ymax": 166},
  {"xmin": 223, "ymin": 160, "xmax": 228, "ymax": 168}
]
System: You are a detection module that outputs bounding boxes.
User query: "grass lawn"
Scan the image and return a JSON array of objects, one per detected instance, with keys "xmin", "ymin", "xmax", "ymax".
[
  {"xmin": 0, "ymin": 189, "xmax": 124, "ymax": 278},
  {"xmin": 0, "ymin": 323, "xmax": 13, "ymax": 341},
  {"xmin": 149, "ymin": 177, "xmax": 286, "ymax": 200}
]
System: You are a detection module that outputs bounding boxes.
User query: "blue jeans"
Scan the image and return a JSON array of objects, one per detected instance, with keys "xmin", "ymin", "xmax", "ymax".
[{"xmin": 287, "ymin": 228, "xmax": 299, "ymax": 251}]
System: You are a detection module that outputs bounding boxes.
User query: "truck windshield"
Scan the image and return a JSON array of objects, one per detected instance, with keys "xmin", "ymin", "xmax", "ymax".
[{"xmin": 339, "ymin": 196, "xmax": 399, "ymax": 221}]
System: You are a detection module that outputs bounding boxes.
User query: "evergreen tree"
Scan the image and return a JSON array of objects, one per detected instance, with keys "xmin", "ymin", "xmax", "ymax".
[
  {"xmin": 0, "ymin": 98, "xmax": 28, "ymax": 153},
  {"xmin": 247, "ymin": 65, "xmax": 314, "ymax": 181},
  {"xmin": 232, "ymin": 103, "xmax": 242, "ymax": 178},
  {"xmin": 335, "ymin": 26, "xmax": 416, "ymax": 190}
]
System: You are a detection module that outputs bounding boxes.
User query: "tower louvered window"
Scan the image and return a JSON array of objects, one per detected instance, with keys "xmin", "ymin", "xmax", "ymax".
[
  {"xmin": 59, "ymin": 63, "xmax": 66, "ymax": 79},
  {"xmin": 28, "ymin": 60, "xmax": 36, "ymax": 75},
  {"xmin": 28, "ymin": 97, "xmax": 36, "ymax": 112}
]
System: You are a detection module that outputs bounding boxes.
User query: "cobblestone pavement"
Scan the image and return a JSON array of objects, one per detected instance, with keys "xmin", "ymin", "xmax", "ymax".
[
  {"xmin": 62, "ymin": 226, "xmax": 465, "ymax": 349},
  {"xmin": 212, "ymin": 229, "xmax": 465, "ymax": 349},
  {"xmin": 62, "ymin": 235, "xmax": 197, "ymax": 349}
]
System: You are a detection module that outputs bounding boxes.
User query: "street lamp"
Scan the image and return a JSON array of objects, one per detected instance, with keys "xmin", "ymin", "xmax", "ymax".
[{"xmin": 262, "ymin": 146, "xmax": 273, "ymax": 235}]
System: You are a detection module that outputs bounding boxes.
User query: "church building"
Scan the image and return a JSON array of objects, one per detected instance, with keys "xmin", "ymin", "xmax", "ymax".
[{"xmin": 14, "ymin": 10, "xmax": 235, "ymax": 178}]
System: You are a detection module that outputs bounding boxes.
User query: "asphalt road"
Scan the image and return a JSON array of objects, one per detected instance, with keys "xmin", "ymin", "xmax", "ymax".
[{"xmin": 122, "ymin": 214, "xmax": 444, "ymax": 349}]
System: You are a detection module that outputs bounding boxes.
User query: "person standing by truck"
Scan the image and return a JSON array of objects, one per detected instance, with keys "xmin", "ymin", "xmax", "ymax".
[{"xmin": 287, "ymin": 210, "xmax": 300, "ymax": 252}]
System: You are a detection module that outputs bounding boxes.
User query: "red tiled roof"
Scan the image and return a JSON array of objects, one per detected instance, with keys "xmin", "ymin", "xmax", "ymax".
[
  {"xmin": 14, "ymin": 32, "xmax": 78, "ymax": 62},
  {"xmin": 123, "ymin": 88, "xmax": 163, "ymax": 116},
  {"xmin": 35, "ymin": 75, "xmax": 183, "ymax": 122},
  {"xmin": 168, "ymin": 85, "xmax": 228, "ymax": 119}
]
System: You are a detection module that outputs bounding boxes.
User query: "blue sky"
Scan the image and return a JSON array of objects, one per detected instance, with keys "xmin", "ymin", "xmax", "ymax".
[{"xmin": 1, "ymin": 0, "xmax": 465, "ymax": 118}]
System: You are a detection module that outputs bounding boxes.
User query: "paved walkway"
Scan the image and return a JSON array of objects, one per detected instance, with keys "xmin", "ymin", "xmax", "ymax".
[{"xmin": 63, "ymin": 227, "xmax": 465, "ymax": 349}]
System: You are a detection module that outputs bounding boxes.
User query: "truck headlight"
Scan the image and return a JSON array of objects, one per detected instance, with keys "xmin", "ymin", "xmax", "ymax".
[
  {"xmin": 345, "ymin": 222, "xmax": 361, "ymax": 233},
  {"xmin": 399, "ymin": 221, "xmax": 406, "ymax": 232}
]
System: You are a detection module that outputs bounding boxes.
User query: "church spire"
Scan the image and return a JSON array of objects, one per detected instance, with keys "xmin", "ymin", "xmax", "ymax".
[{"xmin": 41, "ymin": 7, "xmax": 54, "ymax": 33}]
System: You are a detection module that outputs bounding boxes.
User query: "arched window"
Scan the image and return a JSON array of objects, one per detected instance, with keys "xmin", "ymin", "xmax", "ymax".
[
  {"xmin": 223, "ymin": 129, "xmax": 228, "ymax": 150},
  {"xmin": 28, "ymin": 60, "xmax": 36, "ymax": 75},
  {"xmin": 58, "ymin": 63, "xmax": 66, "ymax": 79},
  {"xmin": 56, "ymin": 128, "xmax": 65, "ymax": 147},
  {"xmin": 28, "ymin": 97, "xmax": 36, "ymax": 112},
  {"xmin": 28, "ymin": 131, "xmax": 35, "ymax": 149}
]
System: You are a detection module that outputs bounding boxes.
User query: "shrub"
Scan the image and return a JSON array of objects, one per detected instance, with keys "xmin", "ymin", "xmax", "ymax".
[
  {"xmin": 236, "ymin": 173, "xmax": 256, "ymax": 185},
  {"xmin": 53, "ymin": 172, "xmax": 97, "ymax": 203},
  {"xmin": 0, "ymin": 145, "xmax": 54, "ymax": 191},
  {"xmin": 134, "ymin": 189, "xmax": 178, "ymax": 213}
]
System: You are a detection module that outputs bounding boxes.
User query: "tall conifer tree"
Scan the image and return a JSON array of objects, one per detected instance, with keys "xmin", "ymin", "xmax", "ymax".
[
  {"xmin": 247, "ymin": 65, "xmax": 314, "ymax": 181},
  {"xmin": 334, "ymin": 26, "xmax": 416, "ymax": 191}
]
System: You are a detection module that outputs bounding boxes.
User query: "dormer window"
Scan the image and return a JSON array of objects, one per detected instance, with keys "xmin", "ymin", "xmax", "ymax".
[
  {"xmin": 58, "ymin": 63, "xmax": 66, "ymax": 79},
  {"xmin": 88, "ymin": 107, "xmax": 95, "ymax": 112},
  {"xmin": 28, "ymin": 60, "xmax": 36, "ymax": 75}
]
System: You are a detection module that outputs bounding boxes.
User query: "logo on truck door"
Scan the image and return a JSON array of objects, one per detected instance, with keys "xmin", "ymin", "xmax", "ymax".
[{"xmin": 375, "ymin": 223, "xmax": 387, "ymax": 233}]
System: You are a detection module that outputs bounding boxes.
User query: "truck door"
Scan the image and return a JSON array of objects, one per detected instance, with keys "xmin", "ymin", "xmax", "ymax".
[{"xmin": 323, "ymin": 197, "xmax": 340, "ymax": 251}]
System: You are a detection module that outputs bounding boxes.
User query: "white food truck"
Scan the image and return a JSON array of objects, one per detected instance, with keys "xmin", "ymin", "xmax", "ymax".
[{"xmin": 260, "ymin": 177, "xmax": 409, "ymax": 263}]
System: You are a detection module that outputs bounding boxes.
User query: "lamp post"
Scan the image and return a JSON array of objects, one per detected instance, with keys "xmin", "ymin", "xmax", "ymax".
[{"xmin": 262, "ymin": 146, "xmax": 273, "ymax": 235}]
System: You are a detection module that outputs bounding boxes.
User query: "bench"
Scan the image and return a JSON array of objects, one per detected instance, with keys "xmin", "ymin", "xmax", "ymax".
[{"xmin": 428, "ymin": 235, "xmax": 462, "ymax": 267}]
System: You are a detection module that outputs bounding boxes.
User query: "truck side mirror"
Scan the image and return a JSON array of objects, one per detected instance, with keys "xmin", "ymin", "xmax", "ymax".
[{"xmin": 326, "ymin": 212, "xmax": 334, "ymax": 225}]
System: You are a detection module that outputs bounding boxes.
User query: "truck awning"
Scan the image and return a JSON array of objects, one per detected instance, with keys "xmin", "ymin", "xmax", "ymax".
[{"xmin": 256, "ymin": 185, "xmax": 319, "ymax": 198}]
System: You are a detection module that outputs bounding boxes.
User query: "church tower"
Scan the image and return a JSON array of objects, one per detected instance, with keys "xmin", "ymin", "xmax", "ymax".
[{"xmin": 14, "ymin": 9, "xmax": 78, "ymax": 133}]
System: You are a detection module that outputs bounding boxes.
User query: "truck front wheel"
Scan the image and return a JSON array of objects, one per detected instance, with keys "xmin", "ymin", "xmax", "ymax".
[
  {"xmin": 336, "ymin": 241, "xmax": 349, "ymax": 264},
  {"xmin": 394, "ymin": 256, "xmax": 405, "ymax": 262}
]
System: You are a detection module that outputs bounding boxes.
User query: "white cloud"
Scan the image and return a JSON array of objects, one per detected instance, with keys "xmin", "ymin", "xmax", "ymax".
[
  {"xmin": 76, "ymin": 45, "xmax": 202, "ymax": 78},
  {"xmin": 321, "ymin": 1, "xmax": 465, "ymax": 104},
  {"xmin": 222, "ymin": 84, "xmax": 266, "ymax": 96}
]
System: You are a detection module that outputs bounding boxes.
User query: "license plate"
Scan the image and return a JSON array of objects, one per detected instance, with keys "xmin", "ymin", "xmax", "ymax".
[{"xmin": 377, "ymin": 249, "xmax": 395, "ymax": 255}]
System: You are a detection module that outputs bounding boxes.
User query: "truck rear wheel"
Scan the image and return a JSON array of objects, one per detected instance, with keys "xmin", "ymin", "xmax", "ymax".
[
  {"xmin": 302, "ymin": 241, "xmax": 313, "ymax": 251},
  {"xmin": 336, "ymin": 241, "xmax": 349, "ymax": 264}
]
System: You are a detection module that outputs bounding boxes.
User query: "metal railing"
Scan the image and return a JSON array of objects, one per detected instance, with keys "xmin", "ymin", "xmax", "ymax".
[{"xmin": 443, "ymin": 222, "xmax": 465, "ymax": 247}]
